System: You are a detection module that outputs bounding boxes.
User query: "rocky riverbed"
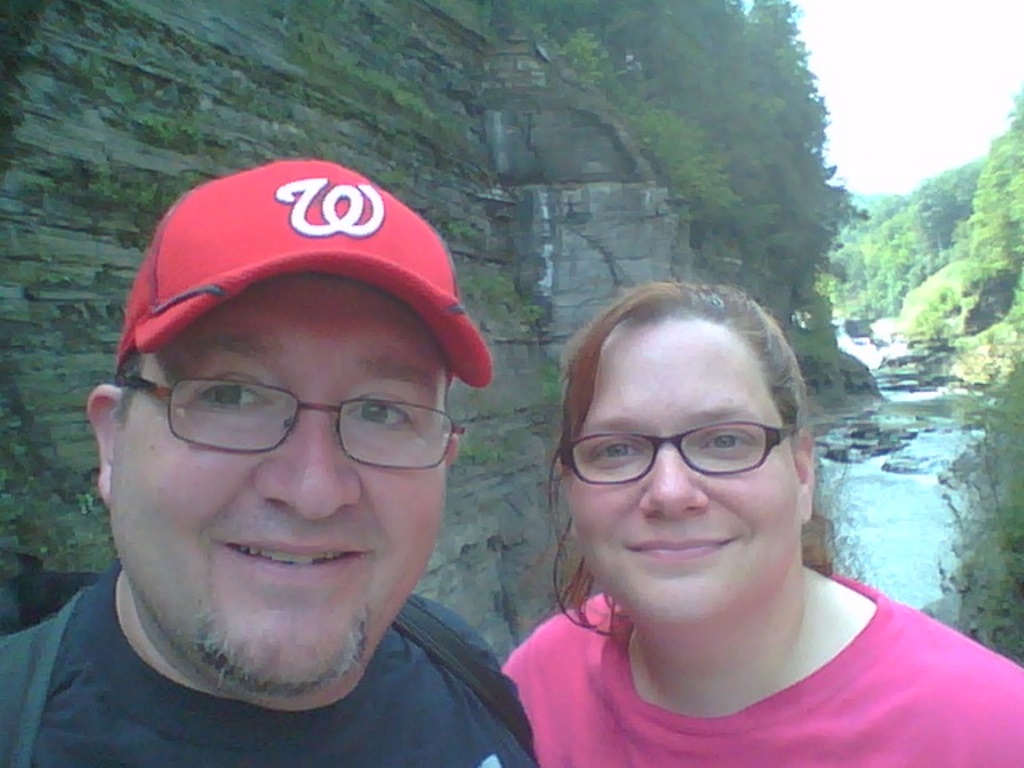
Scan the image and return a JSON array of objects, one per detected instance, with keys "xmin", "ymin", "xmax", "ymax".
[{"xmin": 816, "ymin": 337, "xmax": 984, "ymax": 618}]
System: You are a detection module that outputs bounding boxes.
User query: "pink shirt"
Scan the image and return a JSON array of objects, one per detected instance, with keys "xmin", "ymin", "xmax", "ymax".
[{"xmin": 504, "ymin": 580, "xmax": 1024, "ymax": 767}]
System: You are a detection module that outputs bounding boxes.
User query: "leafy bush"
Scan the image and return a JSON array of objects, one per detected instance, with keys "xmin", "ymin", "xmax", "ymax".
[
  {"xmin": 898, "ymin": 260, "xmax": 973, "ymax": 344},
  {"xmin": 559, "ymin": 29, "xmax": 609, "ymax": 88},
  {"xmin": 953, "ymin": 322, "xmax": 1022, "ymax": 387},
  {"xmin": 0, "ymin": 466, "xmax": 113, "ymax": 574},
  {"xmin": 632, "ymin": 108, "xmax": 737, "ymax": 220},
  {"xmin": 955, "ymin": 362, "xmax": 1024, "ymax": 662}
]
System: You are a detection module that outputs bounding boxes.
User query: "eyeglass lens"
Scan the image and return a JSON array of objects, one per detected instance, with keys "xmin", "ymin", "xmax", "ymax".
[
  {"xmin": 166, "ymin": 380, "xmax": 453, "ymax": 467},
  {"xmin": 571, "ymin": 422, "xmax": 779, "ymax": 483}
]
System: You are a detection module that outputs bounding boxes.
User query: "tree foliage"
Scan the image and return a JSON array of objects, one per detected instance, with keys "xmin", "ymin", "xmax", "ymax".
[
  {"xmin": 507, "ymin": 0, "xmax": 851, "ymax": 323},
  {"xmin": 956, "ymin": 362, "xmax": 1024, "ymax": 663},
  {"xmin": 967, "ymin": 91, "xmax": 1024, "ymax": 274},
  {"xmin": 829, "ymin": 161, "xmax": 982, "ymax": 319},
  {"xmin": 831, "ymin": 89, "xmax": 1024, "ymax": 340}
]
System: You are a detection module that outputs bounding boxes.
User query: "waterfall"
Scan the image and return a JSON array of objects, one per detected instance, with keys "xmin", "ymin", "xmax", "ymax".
[
  {"xmin": 535, "ymin": 188, "xmax": 555, "ymax": 298},
  {"xmin": 833, "ymin": 319, "xmax": 911, "ymax": 372},
  {"xmin": 486, "ymin": 110, "xmax": 511, "ymax": 177},
  {"xmin": 834, "ymin": 324, "xmax": 884, "ymax": 370}
]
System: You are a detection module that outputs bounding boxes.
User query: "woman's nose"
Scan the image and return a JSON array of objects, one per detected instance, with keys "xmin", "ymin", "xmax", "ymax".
[{"xmin": 640, "ymin": 443, "xmax": 710, "ymax": 517}]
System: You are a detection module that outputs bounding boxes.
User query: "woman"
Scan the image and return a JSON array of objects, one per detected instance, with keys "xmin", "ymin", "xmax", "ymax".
[{"xmin": 504, "ymin": 281, "xmax": 1024, "ymax": 767}]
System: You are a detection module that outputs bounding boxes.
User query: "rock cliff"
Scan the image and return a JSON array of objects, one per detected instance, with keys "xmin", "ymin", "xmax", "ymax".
[{"xmin": 2, "ymin": 0, "xmax": 814, "ymax": 655}]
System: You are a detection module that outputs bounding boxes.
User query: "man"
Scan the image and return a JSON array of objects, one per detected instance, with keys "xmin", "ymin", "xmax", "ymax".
[{"xmin": 0, "ymin": 159, "xmax": 535, "ymax": 767}]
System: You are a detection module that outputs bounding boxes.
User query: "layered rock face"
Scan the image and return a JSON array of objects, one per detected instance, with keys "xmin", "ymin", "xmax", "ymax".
[{"xmin": 3, "ymin": 1, "xmax": 789, "ymax": 654}]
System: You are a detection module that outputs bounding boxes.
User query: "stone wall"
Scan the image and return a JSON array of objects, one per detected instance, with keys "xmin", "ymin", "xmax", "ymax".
[{"xmin": 2, "ymin": 0, "xmax": 551, "ymax": 656}]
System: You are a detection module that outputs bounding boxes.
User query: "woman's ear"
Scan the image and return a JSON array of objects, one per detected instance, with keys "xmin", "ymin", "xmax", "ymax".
[
  {"xmin": 86, "ymin": 384, "xmax": 124, "ymax": 505},
  {"xmin": 793, "ymin": 429, "xmax": 816, "ymax": 524}
]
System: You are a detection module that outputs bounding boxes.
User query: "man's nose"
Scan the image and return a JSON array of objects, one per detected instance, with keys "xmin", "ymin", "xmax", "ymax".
[{"xmin": 254, "ymin": 407, "xmax": 361, "ymax": 519}]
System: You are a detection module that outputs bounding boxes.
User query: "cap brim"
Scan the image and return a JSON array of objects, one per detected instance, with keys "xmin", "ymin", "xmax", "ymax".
[{"xmin": 131, "ymin": 250, "xmax": 493, "ymax": 387}]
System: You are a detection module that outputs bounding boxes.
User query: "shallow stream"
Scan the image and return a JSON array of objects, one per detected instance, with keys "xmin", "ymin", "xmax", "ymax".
[{"xmin": 817, "ymin": 385, "xmax": 981, "ymax": 610}]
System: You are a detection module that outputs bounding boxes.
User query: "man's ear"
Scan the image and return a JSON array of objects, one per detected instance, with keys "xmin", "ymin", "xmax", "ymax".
[
  {"xmin": 86, "ymin": 384, "xmax": 123, "ymax": 505},
  {"xmin": 443, "ymin": 430, "xmax": 460, "ymax": 467}
]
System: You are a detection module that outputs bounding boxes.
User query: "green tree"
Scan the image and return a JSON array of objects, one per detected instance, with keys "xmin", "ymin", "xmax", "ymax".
[
  {"xmin": 967, "ymin": 91, "xmax": 1024, "ymax": 273},
  {"xmin": 830, "ymin": 162, "xmax": 981, "ymax": 319},
  {"xmin": 506, "ymin": 0, "xmax": 852, "ymax": 330}
]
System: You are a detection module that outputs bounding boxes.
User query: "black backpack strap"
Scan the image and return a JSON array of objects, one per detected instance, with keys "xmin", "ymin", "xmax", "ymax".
[
  {"xmin": 0, "ymin": 591, "xmax": 80, "ymax": 768},
  {"xmin": 394, "ymin": 595, "xmax": 535, "ymax": 759}
]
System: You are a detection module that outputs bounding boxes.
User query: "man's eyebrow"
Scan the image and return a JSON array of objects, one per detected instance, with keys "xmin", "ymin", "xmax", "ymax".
[
  {"xmin": 356, "ymin": 355, "xmax": 441, "ymax": 388},
  {"xmin": 204, "ymin": 334, "xmax": 276, "ymax": 357},
  {"xmin": 157, "ymin": 333, "xmax": 275, "ymax": 376},
  {"xmin": 162, "ymin": 334, "xmax": 441, "ymax": 387}
]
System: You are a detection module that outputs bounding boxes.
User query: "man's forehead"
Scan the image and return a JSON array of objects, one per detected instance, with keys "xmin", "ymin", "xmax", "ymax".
[{"xmin": 152, "ymin": 330, "xmax": 446, "ymax": 387}]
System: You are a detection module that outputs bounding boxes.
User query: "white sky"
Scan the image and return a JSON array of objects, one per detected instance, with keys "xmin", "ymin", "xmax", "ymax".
[{"xmin": 794, "ymin": 0, "xmax": 1024, "ymax": 196}]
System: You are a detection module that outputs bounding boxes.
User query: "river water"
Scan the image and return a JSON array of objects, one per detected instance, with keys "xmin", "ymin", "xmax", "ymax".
[{"xmin": 819, "ymin": 336, "xmax": 982, "ymax": 609}]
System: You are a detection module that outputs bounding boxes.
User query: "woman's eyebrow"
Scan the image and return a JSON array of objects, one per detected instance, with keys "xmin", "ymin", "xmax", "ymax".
[{"xmin": 585, "ymin": 407, "xmax": 758, "ymax": 433}]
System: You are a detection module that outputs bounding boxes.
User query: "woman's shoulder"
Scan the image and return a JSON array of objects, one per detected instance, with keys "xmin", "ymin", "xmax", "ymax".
[
  {"xmin": 835, "ymin": 576, "xmax": 1024, "ymax": 697},
  {"xmin": 889, "ymin": 598, "xmax": 1024, "ymax": 680},
  {"xmin": 504, "ymin": 596, "xmax": 616, "ymax": 675}
]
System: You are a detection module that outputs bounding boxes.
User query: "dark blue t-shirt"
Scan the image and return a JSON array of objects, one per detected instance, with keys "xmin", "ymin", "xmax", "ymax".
[{"xmin": 34, "ymin": 567, "xmax": 535, "ymax": 767}]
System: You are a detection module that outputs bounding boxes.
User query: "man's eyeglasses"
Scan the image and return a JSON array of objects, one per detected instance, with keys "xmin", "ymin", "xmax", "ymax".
[
  {"xmin": 566, "ymin": 421, "xmax": 794, "ymax": 485},
  {"xmin": 116, "ymin": 375, "xmax": 462, "ymax": 469}
]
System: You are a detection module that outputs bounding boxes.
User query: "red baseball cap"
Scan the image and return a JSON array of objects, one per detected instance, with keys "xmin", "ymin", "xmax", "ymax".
[{"xmin": 117, "ymin": 159, "xmax": 492, "ymax": 387}]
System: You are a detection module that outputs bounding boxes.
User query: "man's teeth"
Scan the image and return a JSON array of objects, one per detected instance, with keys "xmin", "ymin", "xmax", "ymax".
[{"xmin": 236, "ymin": 546, "xmax": 345, "ymax": 565}]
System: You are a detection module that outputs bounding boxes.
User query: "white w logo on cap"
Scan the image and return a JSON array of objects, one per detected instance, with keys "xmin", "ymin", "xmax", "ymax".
[{"xmin": 275, "ymin": 177, "xmax": 385, "ymax": 238}]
